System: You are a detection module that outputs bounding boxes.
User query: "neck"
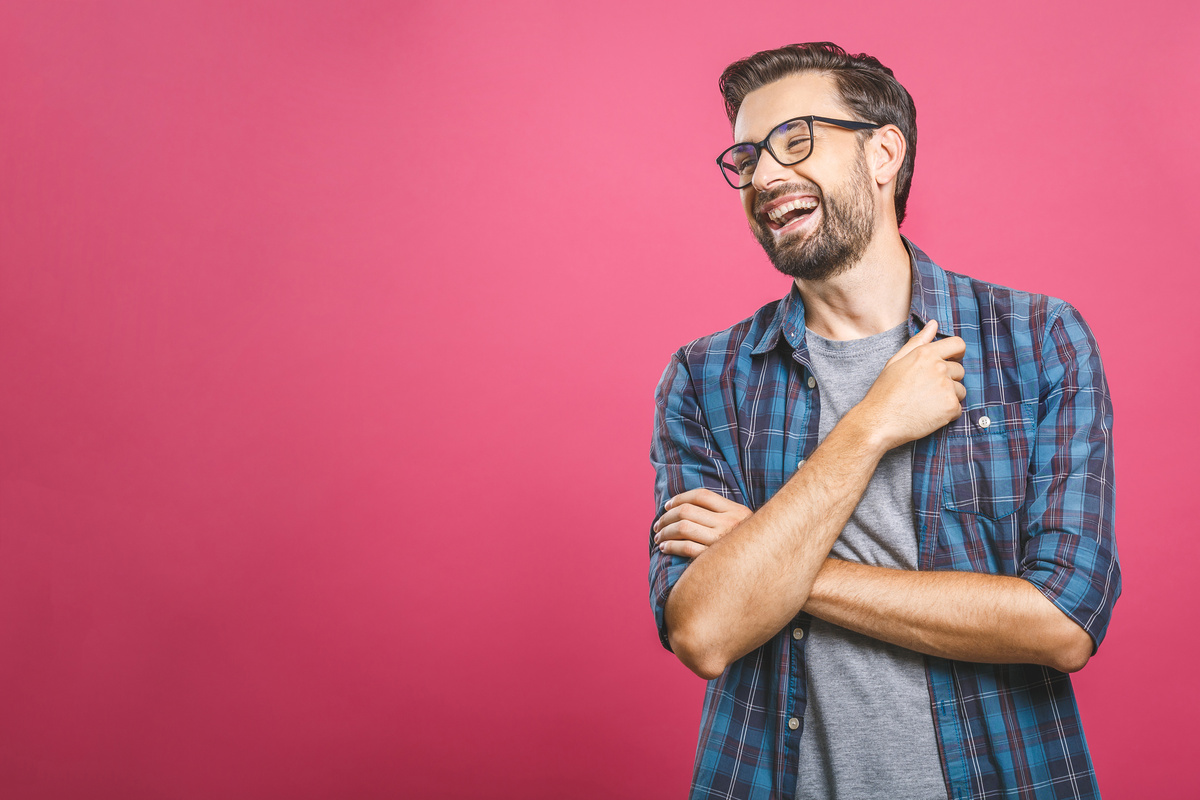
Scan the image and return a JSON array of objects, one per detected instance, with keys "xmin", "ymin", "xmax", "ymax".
[{"xmin": 796, "ymin": 230, "xmax": 912, "ymax": 341}]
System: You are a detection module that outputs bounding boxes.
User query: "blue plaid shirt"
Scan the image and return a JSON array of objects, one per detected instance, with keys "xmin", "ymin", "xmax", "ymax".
[{"xmin": 649, "ymin": 239, "xmax": 1119, "ymax": 800}]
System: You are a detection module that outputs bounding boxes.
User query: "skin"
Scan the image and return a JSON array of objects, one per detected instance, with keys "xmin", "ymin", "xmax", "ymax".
[{"xmin": 658, "ymin": 71, "xmax": 1094, "ymax": 681}]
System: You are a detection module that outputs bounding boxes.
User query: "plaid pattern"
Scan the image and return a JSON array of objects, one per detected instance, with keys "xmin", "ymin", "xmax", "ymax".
[{"xmin": 648, "ymin": 239, "xmax": 1119, "ymax": 800}]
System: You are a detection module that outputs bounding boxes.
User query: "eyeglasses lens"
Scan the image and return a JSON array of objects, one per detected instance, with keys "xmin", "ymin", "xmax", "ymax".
[
  {"xmin": 720, "ymin": 119, "xmax": 814, "ymax": 188},
  {"xmin": 770, "ymin": 119, "xmax": 813, "ymax": 166}
]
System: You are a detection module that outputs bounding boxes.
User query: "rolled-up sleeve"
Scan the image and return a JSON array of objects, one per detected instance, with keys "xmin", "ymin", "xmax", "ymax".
[
  {"xmin": 1020, "ymin": 302, "xmax": 1120, "ymax": 652},
  {"xmin": 648, "ymin": 351, "xmax": 747, "ymax": 652}
]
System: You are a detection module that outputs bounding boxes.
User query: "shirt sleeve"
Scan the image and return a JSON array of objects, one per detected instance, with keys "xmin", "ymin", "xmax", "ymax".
[
  {"xmin": 1019, "ymin": 302, "xmax": 1120, "ymax": 653},
  {"xmin": 648, "ymin": 351, "xmax": 748, "ymax": 652}
]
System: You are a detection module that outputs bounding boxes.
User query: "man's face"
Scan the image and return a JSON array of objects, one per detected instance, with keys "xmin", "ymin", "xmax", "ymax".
[{"xmin": 732, "ymin": 72, "xmax": 879, "ymax": 282}]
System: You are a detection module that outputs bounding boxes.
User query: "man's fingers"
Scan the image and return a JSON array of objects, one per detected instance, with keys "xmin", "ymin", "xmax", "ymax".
[
  {"xmin": 658, "ymin": 539, "xmax": 707, "ymax": 559},
  {"xmin": 665, "ymin": 487, "xmax": 739, "ymax": 513},
  {"xmin": 928, "ymin": 335, "xmax": 966, "ymax": 361},
  {"xmin": 655, "ymin": 519, "xmax": 720, "ymax": 547},
  {"xmin": 888, "ymin": 319, "xmax": 937, "ymax": 364},
  {"xmin": 654, "ymin": 503, "xmax": 721, "ymax": 536}
]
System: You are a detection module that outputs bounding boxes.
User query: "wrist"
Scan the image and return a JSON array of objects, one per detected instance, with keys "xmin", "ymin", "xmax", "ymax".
[{"xmin": 840, "ymin": 404, "xmax": 893, "ymax": 457}]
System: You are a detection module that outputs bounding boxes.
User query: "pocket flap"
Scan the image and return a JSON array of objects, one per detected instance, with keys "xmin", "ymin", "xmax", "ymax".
[{"xmin": 942, "ymin": 401, "xmax": 1035, "ymax": 519}]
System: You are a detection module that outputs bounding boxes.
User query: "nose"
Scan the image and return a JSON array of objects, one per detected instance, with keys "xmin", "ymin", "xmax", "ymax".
[{"xmin": 750, "ymin": 146, "xmax": 796, "ymax": 192}]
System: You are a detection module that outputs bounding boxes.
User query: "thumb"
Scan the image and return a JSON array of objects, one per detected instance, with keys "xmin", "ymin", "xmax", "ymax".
[{"xmin": 890, "ymin": 319, "xmax": 937, "ymax": 362}]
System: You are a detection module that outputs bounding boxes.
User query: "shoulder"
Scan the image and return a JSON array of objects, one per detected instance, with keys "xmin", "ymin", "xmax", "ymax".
[
  {"xmin": 654, "ymin": 294, "xmax": 785, "ymax": 409},
  {"xmin": 943, "ymin": 266, "xmax": 1068, "ymax": 333},
  {"xmin": 668, "ymin": 295, "xmax": 785, "ymax": 377},
  {"xmin": 938, "ymin": 265, "xmax": 1085, "ymax": 359},
  {"xmin": 934, "ymin": 261, "xmax": 1105, "ymax": 404}
]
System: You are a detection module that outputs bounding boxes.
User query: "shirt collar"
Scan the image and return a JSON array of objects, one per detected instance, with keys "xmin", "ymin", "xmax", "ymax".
[{"xmin": 750, "ymin": 236, "xmax": 956, "ymax": 356}]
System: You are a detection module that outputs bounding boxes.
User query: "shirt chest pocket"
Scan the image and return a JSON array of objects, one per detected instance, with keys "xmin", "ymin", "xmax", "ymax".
[{"xmin": 941, "ymin": 401, "xmax": 1035, "ymax": 520}]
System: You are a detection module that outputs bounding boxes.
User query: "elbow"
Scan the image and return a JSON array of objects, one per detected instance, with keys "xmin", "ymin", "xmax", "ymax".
[
  {"xmin": 1027, "ymin": 581, "xmax": 1096, "ymax": 673},
  {"xmin": 1054, "ymin": 651, "xmax": 1090, "ymax": 674},
  {"xmin": 1049, "ymin": 623, "xmax": 1095, "ymax": 674},
  {"xmin": 667, "ymin": 623, "xmax": 729, "ymax": 681},
  {"xmin": 663, "ymin": 587, "xmax": 731, "ymax": 680},
  {"xmin": 690, "ymin": 656, "xmax": 728, "ymax": 682}
]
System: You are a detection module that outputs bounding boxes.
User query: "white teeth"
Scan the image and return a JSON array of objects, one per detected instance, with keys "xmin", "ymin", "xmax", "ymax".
[{"xmin": 767, "ymin": 198, "xmax": 818, "ymax": 223}]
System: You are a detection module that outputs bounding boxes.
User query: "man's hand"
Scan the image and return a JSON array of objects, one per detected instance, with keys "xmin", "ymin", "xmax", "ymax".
[
  {"xmin": 854, "ymin": 319, "xmax": 967, "ymax": 450},
  {"xmin": 655, "ymin": 488, "xmax": 752, "ymax": 558}
]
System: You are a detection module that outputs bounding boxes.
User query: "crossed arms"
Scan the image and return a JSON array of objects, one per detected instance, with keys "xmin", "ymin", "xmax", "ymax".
[{"xmin": 650, "ymin": 314, "xmax": 1115, "ymax": 681}]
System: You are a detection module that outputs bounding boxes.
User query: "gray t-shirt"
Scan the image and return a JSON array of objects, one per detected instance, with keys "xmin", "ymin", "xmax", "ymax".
[{"xmin": 796, "ymin": 320, "xmax": 948, "ymax": 800}]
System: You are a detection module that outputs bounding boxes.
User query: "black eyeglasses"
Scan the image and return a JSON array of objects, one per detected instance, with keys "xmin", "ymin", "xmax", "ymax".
[{"xmin": 716, "ymin": 115, "xmax": 882, "ymax": 188}]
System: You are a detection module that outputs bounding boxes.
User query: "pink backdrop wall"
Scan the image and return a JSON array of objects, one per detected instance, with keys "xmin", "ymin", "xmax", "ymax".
[{"xmin": 2, "ymin": 1, "xmax": 1196, "ymax": 797}]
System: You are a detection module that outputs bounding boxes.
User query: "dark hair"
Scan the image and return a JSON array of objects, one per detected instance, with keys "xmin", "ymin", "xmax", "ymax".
[{"xmin": 719, "ymin": 42, "xmax": 917, "ymax": 226}]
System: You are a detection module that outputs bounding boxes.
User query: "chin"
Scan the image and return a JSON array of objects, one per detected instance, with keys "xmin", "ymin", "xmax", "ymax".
[{"xmin": 755, "ymin": 228, "xmax": 856, "ymax": 282}]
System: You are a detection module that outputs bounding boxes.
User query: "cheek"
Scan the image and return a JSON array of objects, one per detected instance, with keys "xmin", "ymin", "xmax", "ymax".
[{"xmin": 741, "ymin": 192, "xmax": 757, "ymax": 221}]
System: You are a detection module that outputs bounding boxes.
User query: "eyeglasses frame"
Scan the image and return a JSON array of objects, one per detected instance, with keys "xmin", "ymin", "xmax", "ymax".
[{"xmin": 716, "ymin": 115, "xmax": 883, "ymax": 189}]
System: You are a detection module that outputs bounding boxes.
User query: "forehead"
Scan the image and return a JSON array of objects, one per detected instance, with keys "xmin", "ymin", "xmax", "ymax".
[{"xmin": 732, "ymin": 71, "xmax": 849, "ymax": 143}]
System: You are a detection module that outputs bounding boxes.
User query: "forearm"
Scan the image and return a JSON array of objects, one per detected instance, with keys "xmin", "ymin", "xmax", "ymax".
[
  {"xmin": 804, "ymin": 559, "xmax": 1095, "ymax": 672},
  {"xmin": 664, "ymin": 408, "xmax": 886, "ymax": 679}
]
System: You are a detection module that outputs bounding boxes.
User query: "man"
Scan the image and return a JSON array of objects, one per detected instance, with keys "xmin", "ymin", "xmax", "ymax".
[{"xmin": 647, "ymin": 43, "xmax": 1119, "ymax": 800}]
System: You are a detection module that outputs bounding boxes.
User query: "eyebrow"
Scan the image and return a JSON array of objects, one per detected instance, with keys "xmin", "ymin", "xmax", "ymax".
[{"xmin": 734, "ymin": 116, "xmax": 814, "ymax": 146}]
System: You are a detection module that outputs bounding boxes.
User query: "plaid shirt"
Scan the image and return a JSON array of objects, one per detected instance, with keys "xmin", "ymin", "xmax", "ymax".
[{"xmin": 648, "ymin": 239, "xmax": 1119, "ymax": 800}]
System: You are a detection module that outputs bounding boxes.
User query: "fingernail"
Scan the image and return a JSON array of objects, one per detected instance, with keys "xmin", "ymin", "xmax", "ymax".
[
  {"xmin": 658, "ymin": 543, "xmax": 666, "ymax": 552},
  {"xmin": 665, "ymin": 498, "xmax": 673, "ymax": 509}
]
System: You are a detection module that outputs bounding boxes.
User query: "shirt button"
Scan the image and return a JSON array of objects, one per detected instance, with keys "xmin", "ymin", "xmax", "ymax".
[
  {"xmin": 796, "ymin": 458, "xmax": 805, "ymax": 469},
  {"xmin": 788, "ymin": 717, "xmax": 800, "ymax": 730},
  {"xmin": 807, "ymin": 376, "xmax": 816, "ymax": 389},
  {"xmin": 978, "ymin": 415, "xmax": 991, "ymax": 429},
  {"xmin": 792, "ymin": 627, "xmax": 804, "ymax": 640}
]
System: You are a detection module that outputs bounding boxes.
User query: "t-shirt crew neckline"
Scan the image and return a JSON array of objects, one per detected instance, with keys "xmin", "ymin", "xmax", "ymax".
[{"xmin": 803, "ymin": 319, "xmax": 910, "ymax": 356}]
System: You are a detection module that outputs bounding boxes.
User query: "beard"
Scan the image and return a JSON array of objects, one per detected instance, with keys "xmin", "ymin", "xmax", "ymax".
[{"xmin": 751, "ymin": 155, "xmax": 876, "ymax": 282}]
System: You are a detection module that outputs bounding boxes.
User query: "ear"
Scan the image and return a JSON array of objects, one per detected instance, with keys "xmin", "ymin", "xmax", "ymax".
[{"xmin": 868, "ymin": 125, "xmax": 906, "ymax": 189}]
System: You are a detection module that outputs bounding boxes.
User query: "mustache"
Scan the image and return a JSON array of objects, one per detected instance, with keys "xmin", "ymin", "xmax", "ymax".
[{"xmin": 753, "ymin": 183, "xmax": 823, "ymax": 215}]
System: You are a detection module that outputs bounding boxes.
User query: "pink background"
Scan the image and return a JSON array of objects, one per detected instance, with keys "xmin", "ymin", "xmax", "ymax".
[{"xmin": 1, "ymin": 1, "xmax": 1196, "ymax": 797}]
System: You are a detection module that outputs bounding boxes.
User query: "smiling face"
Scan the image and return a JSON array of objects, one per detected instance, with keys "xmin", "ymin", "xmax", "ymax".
[{"xmin": 733, "ymin": 71, "xmax": 880, "ymax": 282}]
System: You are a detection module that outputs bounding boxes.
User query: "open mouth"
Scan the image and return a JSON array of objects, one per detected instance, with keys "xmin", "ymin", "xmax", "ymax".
[{"xmin": 764, "ymin": 197, "xmax": 820, "ymax": 234}]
